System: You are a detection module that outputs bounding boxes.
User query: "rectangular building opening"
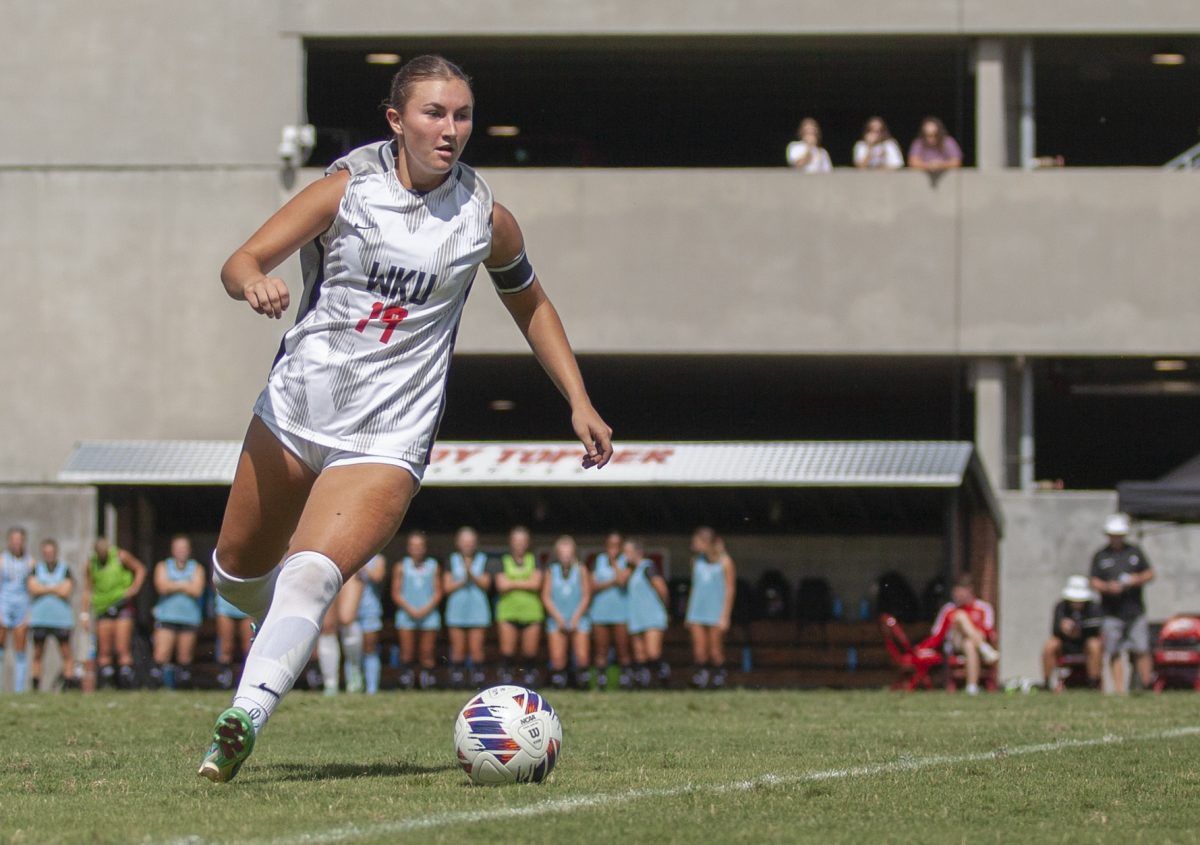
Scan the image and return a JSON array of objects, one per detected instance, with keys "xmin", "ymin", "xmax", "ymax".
[{"xmin": 305, "ymin": 36, "xmax": 973, "ymax": 168}]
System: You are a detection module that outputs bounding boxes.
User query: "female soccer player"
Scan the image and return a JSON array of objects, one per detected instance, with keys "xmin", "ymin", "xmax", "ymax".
[
  {"xmin": 443, "ymin": 526, "xmax": 491, "ymax": 689},
  {"xmin": 150, "ymin": 535, "xmax": 205, "ymax": 689},
  {"xmin": 624, "ymin": 538, "xmax": 670, "ymax": 689},
  {"xmin": 392, "ymin": 531, "xmax": 443, "ymax": 690},
  {"xmin": 589, "ymin": 531, "xmax": 632, "ymax": 690},
  {"xmin": 214, "ymin": 586, "xmax": 254, "ymax": 691},
  {"xmin": 685, "ymin": 527, "xmax": 737, "ymax": 689},
  {"xmin": 313, "ymin": 581, "xmax": 360, "ymax": 696},
  {"xmin": 343, "ymin": 553, "xmax": 385, "ymax": 694},
  {"xmin": 542, "ymin": 535, "xmax": 593, "ymax": 689},
  {"xmin": 0, "ymin": 527, "xmax": 33, "ymax": 693},
  {"xmin": 198, "ymin": 54, "xmax": 611, "ymax": 782},
  {"xmin": 27, "ymin": 539, "xmax": 75, "ymax": 691},
  {"xmin": 495, "ymin": 526, "xmax": 544, "ymax": 687},
  {"xmin": 85, "ymin": 537, "xmax": 145, "ymax": 689}
]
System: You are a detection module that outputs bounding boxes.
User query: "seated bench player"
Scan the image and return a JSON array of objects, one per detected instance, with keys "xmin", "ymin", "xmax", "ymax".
[{"xmin": 924, "ymin": 574, "xmax": 998, "ymax": 694}]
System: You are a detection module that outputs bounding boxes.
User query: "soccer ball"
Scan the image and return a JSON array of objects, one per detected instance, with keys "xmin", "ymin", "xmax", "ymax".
[{"xmin": 454, "ymin": 685, "xmax": 562, "ymax": 785}]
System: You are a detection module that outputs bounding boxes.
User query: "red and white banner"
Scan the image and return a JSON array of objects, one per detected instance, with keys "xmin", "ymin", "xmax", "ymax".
[
  {"xmin": 424, "ymin": 441, "xmax": 970, "ymax": 487},
  {"xmin": 60, "ymin": 439, "xmax": 972, "ymax": 488}
]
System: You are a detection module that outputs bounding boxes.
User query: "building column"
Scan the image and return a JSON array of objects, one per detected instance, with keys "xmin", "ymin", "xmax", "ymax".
[
  {"xmin": 1017, "ymin": 357, "xmax": 1035, "ymax": 490},
  {"xmin": 1019, "ymin": 40, "xmax": 1036, "ymax": 170},
  {"xmin": 975, "ymin": 38, "xmax": 1009, "ymax": 170},
  {"xmin": 972, "ymin": 358, "xmax": 1007, "ymax": 490}
]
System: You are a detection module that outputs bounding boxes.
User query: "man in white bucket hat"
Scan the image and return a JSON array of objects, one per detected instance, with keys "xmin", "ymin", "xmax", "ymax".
[
  {"xmin": 1089, "ymin": 513, "xmax": 1155, "ymax": 693},
  {"xmin": 1041, "ymin": 575, "xmax": 1102, "ymax": 690}
]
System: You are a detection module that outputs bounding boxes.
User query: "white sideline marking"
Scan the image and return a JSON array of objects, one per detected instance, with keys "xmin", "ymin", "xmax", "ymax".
[{"xmin": 174, "ymin": 725, "xmax": 1200, "ymax": 845}]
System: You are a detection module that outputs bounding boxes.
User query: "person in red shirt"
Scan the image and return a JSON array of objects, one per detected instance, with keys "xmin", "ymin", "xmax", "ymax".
[{"xmin": 924, "ymin": 574, "xmax": 998, "ymax": 694}]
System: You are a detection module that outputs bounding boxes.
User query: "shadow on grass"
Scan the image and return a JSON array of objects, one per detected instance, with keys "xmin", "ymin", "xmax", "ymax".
[{"xmin": 264, "ymin": 761, "xmax": 458, "ymax": 782}]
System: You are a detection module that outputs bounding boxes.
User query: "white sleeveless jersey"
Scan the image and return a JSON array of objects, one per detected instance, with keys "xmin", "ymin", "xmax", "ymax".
[{"xmin": 254, "ymin": 141, "xmax": 494, "ymax": 464}]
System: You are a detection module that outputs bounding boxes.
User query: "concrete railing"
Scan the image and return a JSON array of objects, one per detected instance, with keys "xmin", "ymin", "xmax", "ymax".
[{"xmin": 461, "ymin": 167, "xmax": 1200, "ymax": 356}]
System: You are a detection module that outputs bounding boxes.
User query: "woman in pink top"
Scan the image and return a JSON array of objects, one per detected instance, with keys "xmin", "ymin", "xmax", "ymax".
[{"xmin": 907, "ymin": 117, "xmax": 963, "ymax": 172}]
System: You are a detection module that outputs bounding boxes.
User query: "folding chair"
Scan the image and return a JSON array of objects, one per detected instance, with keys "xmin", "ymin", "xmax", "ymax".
[
  {"xmin": 1153, "ymin": 614, "xmax": 1200, "ymax": 692},
  {"xmin": 1054, "ymin": 651, "xmax": 1090, "ymax": 689},
  {"xmin": 878, "ymin": 613, "xmax": 943, "ymax": 690}
]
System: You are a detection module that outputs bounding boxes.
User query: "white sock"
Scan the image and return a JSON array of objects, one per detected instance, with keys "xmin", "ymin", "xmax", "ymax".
[
  {"xmin": 966, "ymin": 683, "xmax": 980, "ymax": 695},
  {"xmin": 340, "ymin": 622, "xmax": 363, "ymax": 670},
  {"xmin": 317, "ymin": 633, "xmax": 340, "ymax": 692},
  {"xmin": 212, "ymin": 551, "xmax": 280, "ymax": 623},
  {"xmin": 232, "ymin": 551, "xmax": 342, "ymax": 733}
]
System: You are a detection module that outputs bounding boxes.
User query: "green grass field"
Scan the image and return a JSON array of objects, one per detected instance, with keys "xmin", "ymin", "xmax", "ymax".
[{"xmin": 3, "ymin": 688, "xmax": 1199, "ymax": 844}]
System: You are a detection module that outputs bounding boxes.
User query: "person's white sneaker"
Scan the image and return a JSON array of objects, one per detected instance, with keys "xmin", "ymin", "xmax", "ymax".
[
  {"xmin": 979, "ymin": 643, "xmax": 999, "ymax": 665},
  {"xmin": 965, "ymin": 683, "xmax": 980, "ymax": 695}
]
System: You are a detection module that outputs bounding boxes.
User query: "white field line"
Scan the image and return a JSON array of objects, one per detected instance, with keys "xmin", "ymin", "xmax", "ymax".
[{"xmin": 172, "ymin": 725, "xmax": 1200, "ymax": 845}]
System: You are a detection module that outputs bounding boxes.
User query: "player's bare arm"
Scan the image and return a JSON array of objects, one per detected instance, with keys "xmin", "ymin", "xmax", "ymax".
[
  {"xmin": 489, "ymin": 201, "xmax": 613, "ymax": 469},
  {"xmin": 720, "ymin": 556, "xmax": 737, "ymax": 632},
  {"xmin": 120, "ymin": 549, "xmax": 147, "ymax": 600},
  {"xmin": 540, "ymin": 577, "xmax": 566, "ymax": 627},
  {"xmin": 443, "ymin": 570, "xmax": 465, "ymax": 594},
  {"xmin": 220, "ymin": 170, "xmax": 350, "ymax": 319}
]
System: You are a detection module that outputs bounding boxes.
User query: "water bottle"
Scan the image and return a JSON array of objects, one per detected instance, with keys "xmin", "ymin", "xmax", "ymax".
[
  {"xmin": 847, "ymin": 647, "xmax": 858, "ymax": 673},
  {"xmin": 741, "ymin": 645, "xmax": 753, "ymax": 674},
  {"xmin": 831, "ymin": 596, "xmax": 843, "ymax": 621},
  {"xmin": 859, "ymin": 597, "xmax": 871, "ymax": 621}
]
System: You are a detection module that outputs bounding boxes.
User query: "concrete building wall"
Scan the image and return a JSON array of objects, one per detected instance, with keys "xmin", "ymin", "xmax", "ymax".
[
  {"xmin": 3, "ymin": 167, "xmax": 1200, "ymax": 481},
  {"xmin": 1, "ymin": 2, "xmax": 296, "ymax": 166},
  {"xmin": 0, "ymin": 169, "xmax": 295, "ymax": 482},
  {"xmin": 0, "ymin": 486, "xmax": 96, "ymax": 690},
  {"xmin": 960, "ymin": 0, "xmax": 1200, "ymax": 34},
  {"xmin": 998, "ymin": 491, "xmax": 1200, "ymax": 682},
  {"xmin": 283, "ymin": 0, "xmax": 1200, "ymax": 36}
]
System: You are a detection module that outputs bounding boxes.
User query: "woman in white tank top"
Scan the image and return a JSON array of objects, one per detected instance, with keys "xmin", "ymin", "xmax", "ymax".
[{"xmin": 199, "ymin": 55, "xmax": 614, "ymax": 783}]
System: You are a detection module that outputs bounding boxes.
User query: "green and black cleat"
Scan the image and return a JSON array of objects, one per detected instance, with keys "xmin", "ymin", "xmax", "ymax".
[{"xmin": 197, "ymin": 706, "xmax": 256, "ymax": 783}]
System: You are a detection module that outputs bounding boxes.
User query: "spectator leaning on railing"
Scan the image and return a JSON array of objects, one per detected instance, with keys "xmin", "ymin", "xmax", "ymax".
[
  {"xmin": 786, "ymin": 118, "xmax": 832, "ymax": 173},
  {"xmin": 1089, "ymin": 513, "xmax": 1155, "ymax": 693},
  {"xmin": 907, "ymin": 116, "xmax": 962, "ymax": 172},
  {"xmin": 853, "ymin": 116, "xmax": 904, "ymax": 170}
]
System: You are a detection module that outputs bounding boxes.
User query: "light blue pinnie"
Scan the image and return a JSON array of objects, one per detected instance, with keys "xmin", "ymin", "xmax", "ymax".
[
  {"xmin": 29, "ymin": 560, "xmax": 74, "ymax": 630},
  {"xmin": 589, "ymin": 551, "xmax": 628, "ymax": 626},
  {"xmin": 395, "ymin": 557, "xmax": 441, "ymax": 630},
  {"xmin": 154, "ymin": 558, "xmax": 203, "ymax": 626},
  {"xmin": 546, "ymin": 561, "xmax": 591, "ymax": 634},
  {"xmin": 685, "ymin": 555, "xmax": 727, "ymax": 627},
  {"xmin": 627, "ymin": 558, "xmax": 667, "ymax": 635},
  {"xmin": 445, "ymin": 551, "xmax": 490, "ymax": 628}
]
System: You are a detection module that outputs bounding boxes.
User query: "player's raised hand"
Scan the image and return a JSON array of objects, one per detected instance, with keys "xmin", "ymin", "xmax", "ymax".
[
  {"xmin": 242, "ymin": 275, "xmax": 291, "ymax": 319},
  {"xmin": 572, "ymin": 404, "xmax": 613, "ymax": 469}
]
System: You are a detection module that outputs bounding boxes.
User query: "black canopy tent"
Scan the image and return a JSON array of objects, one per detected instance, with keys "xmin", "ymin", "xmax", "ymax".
[{"xmin": 1117, "ymin": 452, "xmax": 1200, "ymax": 522}]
